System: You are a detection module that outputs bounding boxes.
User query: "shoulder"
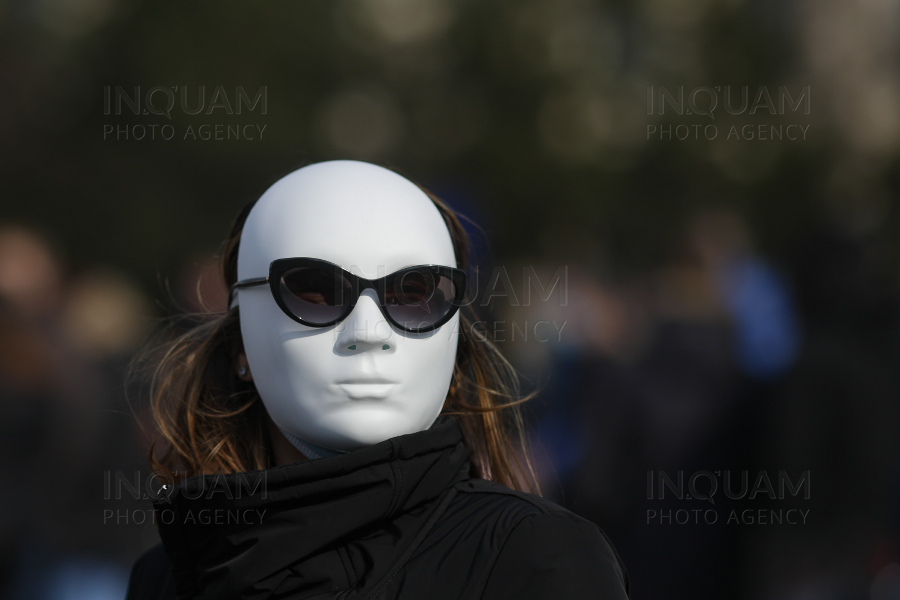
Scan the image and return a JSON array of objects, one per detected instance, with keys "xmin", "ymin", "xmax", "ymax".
[
  {"xmin": 454, "ymin": 477, "xmax": 581, "ymax": 514},
  {"xmin": 125, "ymin": 544, "xmax": 177, "ymax": 600},
  {"xmin": 452, "ymin": 478, "xmax": 616, "ymax": 536},
  {"xmin": 453, "ymin": 479, "xmax": 630, "ymax": 600}
]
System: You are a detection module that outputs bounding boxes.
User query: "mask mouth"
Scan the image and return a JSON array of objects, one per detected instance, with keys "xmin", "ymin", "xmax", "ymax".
[
  {"xmin": 337, "ymin": 382, "xmax": 396, "ymax": 400},
  {"xmin": 336, "ymin": 377, "xmax": 397, "ymax": 384}
]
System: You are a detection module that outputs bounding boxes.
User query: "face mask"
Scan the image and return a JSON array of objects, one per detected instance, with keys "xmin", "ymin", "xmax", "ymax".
[{"xmin": 234, "ymin": 160, "xmax": 461, "ymax": 452}]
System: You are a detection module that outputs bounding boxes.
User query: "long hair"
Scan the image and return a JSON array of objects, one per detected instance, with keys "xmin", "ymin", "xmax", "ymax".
[{"xmin": 144, "ymin": 179, "xmax": 540, "ymax": 494}]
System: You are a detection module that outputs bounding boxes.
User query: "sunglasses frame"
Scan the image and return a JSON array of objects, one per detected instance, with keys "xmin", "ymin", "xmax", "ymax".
[{"xmin": 229, "ymin": 257, "xmax": 467, "ymax": 334}]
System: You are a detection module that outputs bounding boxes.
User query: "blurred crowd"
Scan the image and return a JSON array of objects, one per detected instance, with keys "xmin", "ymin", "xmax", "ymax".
[
  {"xmin": 0, "ymin": 226, "xmax": 231, "ymax": 600},
  {"xmin": 1, "ymin": 202, "xmax": 899, "ymax": 600},
  {"xmin": 500, "ymin": 209, "xmax": 900, "ymax": 600}
]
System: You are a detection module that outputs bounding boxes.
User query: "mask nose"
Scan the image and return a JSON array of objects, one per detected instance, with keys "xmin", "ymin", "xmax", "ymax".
[{"xmin": 336, "ymin": 289, "xmax": 394, "ymax": 352}]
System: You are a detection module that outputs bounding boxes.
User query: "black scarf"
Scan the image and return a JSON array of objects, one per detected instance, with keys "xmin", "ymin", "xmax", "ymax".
[{"xmin": 153, "ymin": 416, "xmax": 471, "ymax": 599}]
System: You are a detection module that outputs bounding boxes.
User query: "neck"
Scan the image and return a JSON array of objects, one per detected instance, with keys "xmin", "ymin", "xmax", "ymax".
[
  {"xmin": 265, "ymin": 413, "xmax": 347, "ymax": 464},
  {"xmin": 266, "ymin": 417, "xmax": 309, "ymax": 465},
  {"xmin": 279, "ymin": 427, "xmax": 346, "ymax": 460}
]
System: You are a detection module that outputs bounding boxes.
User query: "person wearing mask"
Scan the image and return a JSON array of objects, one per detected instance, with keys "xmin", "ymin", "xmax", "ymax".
[{"xmin": 126, "ymin": 160, "xmax": 629, "ymax": 600}]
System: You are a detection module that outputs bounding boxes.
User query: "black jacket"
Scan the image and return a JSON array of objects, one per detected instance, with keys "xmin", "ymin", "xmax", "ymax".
[{"xmin": 126, "ymin": 417, "xmax": 629, "ymax": 600}]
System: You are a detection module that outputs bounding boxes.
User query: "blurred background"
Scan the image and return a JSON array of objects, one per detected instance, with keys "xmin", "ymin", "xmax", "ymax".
[{"xmin": 1, "ymin": 0, "xmax": 899, "ymax": 598}]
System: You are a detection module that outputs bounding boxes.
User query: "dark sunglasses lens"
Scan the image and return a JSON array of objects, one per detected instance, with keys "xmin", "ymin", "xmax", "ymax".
[
  {"xmin": 279, "ymin": 267, "xmax": 351, "ymax": 324},
  {"xmin": 385, "ymin": 269, "xmax": 457, "ymax": 330}
]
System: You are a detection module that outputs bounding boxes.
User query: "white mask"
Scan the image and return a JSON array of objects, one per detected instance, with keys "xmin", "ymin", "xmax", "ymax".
[{"xmin": 235, "ymin": 160, "xmax": 461, "ymax": 453}]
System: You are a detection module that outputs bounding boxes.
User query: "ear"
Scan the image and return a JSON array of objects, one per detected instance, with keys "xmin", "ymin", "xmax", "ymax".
[{"xmin": 237, "ymin": 352, "xmax": 253, "ymax": 382}]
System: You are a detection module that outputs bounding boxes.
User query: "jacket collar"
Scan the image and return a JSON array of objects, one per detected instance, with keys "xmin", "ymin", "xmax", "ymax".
[{"xmin": 153, "ymin": 416, "xmax": 470, "ymax": 599}]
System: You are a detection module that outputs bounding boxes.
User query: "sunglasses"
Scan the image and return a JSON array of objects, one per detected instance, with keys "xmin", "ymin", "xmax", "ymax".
[{"xmin": 229, "ymin": 257, "xmax": 467, "ymax": 334}]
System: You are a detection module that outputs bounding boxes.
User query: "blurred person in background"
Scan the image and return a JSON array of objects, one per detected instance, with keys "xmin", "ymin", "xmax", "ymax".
[
  {"xmin": 746, "ymin": 214, "xmax": 900, "ymax": 600},
  {"xmin": 0, "ymin": 226, "xmax": 153, "ymax": 600},
  {"xmin": 505, "ymin": 209, "xmax": 801, "ymax": 600}
]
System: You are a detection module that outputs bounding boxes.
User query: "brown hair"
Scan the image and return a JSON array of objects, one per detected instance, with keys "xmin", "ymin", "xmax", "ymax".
[{"xmin": 144, "ymin": 179, "xmax": 539, "ymax": 493}]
